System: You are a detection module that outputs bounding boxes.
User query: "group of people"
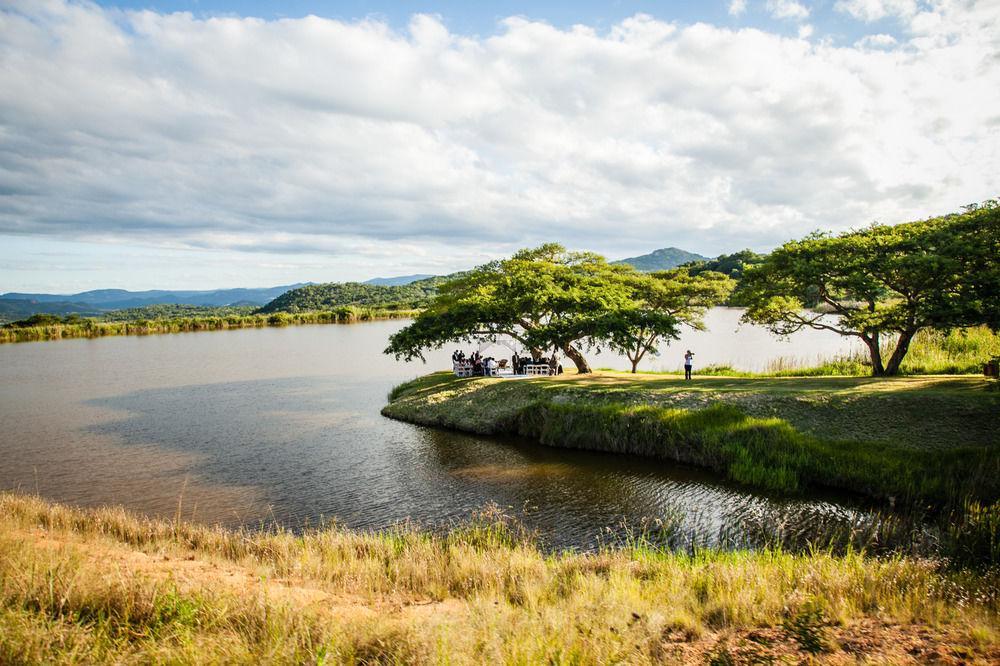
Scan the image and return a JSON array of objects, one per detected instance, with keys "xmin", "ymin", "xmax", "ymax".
[
  {"xmin": 451, "ymin": 350, "xmax": 499, "ymax": 376},
  {"xmin": 451, "ymin": 348, "xmax": 695, "ymax": 377},
  {"xmin": 512, "ymin": 353, "xmax": 563, "ymax": 375},
  {"xmin": 451, "ymin": 349, "xmax": 564, "ymax": 376}
]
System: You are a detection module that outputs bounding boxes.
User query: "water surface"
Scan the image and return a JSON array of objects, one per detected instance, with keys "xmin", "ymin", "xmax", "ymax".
[{"xmin": 0, "ymin": 313, "xmax": 888, "ymax": 550}]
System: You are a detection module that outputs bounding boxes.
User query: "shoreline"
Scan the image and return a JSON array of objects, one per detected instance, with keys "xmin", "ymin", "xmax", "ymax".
[{"xmin": 0, "ymin": 308, "xmax": 419, "ymax": 345}]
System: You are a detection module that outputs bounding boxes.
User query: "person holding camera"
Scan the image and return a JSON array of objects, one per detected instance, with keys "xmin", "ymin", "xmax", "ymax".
[{"xmin": 684, "ymin": 350, "xmax": 694, "ymax": 380}]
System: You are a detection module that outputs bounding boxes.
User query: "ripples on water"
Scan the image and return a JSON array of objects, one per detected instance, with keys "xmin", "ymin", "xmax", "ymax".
[{"xmin": 0, "ymin": 313, "xmax": 928, "ymax": 552}]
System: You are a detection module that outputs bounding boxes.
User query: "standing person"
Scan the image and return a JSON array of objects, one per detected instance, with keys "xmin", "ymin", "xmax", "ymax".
[{"xmin": 684, "ymin": 350, "xmax": 694, "ymax": 380}]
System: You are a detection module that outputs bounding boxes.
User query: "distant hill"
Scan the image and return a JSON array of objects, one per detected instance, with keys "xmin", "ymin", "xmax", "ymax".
[
  {"xmin": 0, "ymin": 284, "xmax": 309, "ymax": 313},
  {"xmin": 0, "ymin": 298, "xmax": 105, "ymax": 323},
  {"xmin": 682, "ymin": 249, "xmax": 766, "ymax": 280},
  {"xmin": 364, "ymin": 274, "xmax": 435, "ymax": 287},
  {"xmin": 260, "ymin": 275, "xmax": 456, "ymax": 313},
  {"xmin": 613, "ymin": 247, "xmax": 708, "ymax": 272}
]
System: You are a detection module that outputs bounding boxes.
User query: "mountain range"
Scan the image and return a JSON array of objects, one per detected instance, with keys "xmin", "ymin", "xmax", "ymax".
[{"xmin": 1, "ymin": 247, "xmax": 714, "ymax": 322}]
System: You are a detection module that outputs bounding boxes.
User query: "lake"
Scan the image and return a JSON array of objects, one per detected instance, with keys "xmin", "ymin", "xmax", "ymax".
[{"xmin": 0, "ymin": 310, "xmax": 888, "ymax": 550}]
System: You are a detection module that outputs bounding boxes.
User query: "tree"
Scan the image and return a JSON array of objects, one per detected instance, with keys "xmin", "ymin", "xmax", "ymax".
[
  {"xmin": 738, "ymin": 203, "xmax": 1000, "ymax": 376},
  {"xmin": 385, "ymin": 244, "xmax": 634, "ymax": 373},
  {"xmin": 384, "ymin": 245, "xmax": 733, "ymax": 374},
  {"xmin": 595, "ymin": 269, "xmax": 734, "ymax": 372}
]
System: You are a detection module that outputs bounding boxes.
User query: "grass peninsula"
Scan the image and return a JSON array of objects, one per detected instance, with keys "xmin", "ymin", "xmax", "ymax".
[{"xmin": 383, "ymin": 372, "xmax": 1000, "ymax": 524}]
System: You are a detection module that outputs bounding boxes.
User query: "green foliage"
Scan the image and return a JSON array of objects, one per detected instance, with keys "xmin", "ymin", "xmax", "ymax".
[
  {"xmin": 385, "ymin": 245, "xmax": 732, "ymax": 373},
  {"xmin": 683, "ymin": 249, "xmax": 767, "ymax": 281},
  {"xmin": 595, "ymin": 268, "xmax": 735, "ymax": 371},
  {"xmin": 100, "ymin": 304, "xmax": 257, "ymax": 322},
  {"xmin": 946, "ymin": 501, "xmax": 1000, "ymax": 569},
  {"xmin": 259, "ymin": 276, "xmax": 454, "ymax": 313},
  {"xmin": 3, "ymin": 313, "xmax": 69, "ymax": 328},
  {"xmin": 386, "ymin": 244, "xmax": 635, "ymax": 372},
  {"xmin": 782, "ymin": 599, "xmax": 831, "ymax": 654},
  {"xmin": 739, "ymin": 201, "xmax": 1000, "ymax": 376},
  {"xmin": 0, "ymin": 299, "xmax": 104, "ymax": 323}
]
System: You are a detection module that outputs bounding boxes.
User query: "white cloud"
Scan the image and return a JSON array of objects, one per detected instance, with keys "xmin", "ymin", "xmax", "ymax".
[
  {"xmin": 728, "ymin": 0, "xmax": 748, "ymax": 16},
  {"xmin": 798, "ymin": 23, "xmax": 815, "ymax": 38},
  {"xmin": 855, "ymin": 32, "xmax": 898, "ymax": 47},
  {"xmin": 835, "ymin": 0, "xmax": 919, "ymax": 22},
  {"xmin": 766, "ymin": 0, "xmax": 811, "ymax": 20},
  {"xmin": 0, "ymin": 0, "xmax": 997, "ymax": 273}
]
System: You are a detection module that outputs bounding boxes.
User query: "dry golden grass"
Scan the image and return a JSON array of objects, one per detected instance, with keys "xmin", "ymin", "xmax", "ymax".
[{"xmin": 1, "ymin": 492, "xmax": 997, "ymax": 664}]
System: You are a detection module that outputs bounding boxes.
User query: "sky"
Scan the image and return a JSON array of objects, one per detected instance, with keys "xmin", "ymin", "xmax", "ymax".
[{"xmin": 1, "ymin": 0, "xmax": 998, "ymax": 292}]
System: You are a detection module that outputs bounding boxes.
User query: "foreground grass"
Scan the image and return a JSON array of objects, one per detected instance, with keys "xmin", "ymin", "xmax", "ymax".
[
  {"xmin": 0, "ymin": 492, "xmax": 997, "ymax": 664},
  {"xmin": 383, "ymin": 372, "xmax": 1000, "ymax": 515},
  {"xmin": 0, "ymin": 307, "xmax": 419, "ymax": 344}
]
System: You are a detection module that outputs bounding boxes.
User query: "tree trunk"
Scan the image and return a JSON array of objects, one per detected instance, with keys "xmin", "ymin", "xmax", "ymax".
[
  {"xmin": 562, "ymin": 344, "xmax": 592, "ymax": 374},
  {"xmin": 883, "ymin": 328, "xmax": 917, "ymax": 376},
  {"xmin": 630, "ymin": 357, "xmax": 639, "ymax": 373},
  {"xmin": 862, "ymin": 333, "xmax": 886, "ymax": 376}
]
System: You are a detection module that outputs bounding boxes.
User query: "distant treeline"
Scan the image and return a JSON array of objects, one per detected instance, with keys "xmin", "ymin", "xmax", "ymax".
[
  {"xmin": 0, "ymin": 307, "xmax": 418, "ymax": 344},
  {"xmin": 258, "ymin": 275, "xmax": 456, "ymax": 313}
]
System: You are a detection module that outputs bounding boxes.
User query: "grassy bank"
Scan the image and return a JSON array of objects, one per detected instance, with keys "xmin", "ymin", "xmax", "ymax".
[
  {"xmin": 1, "ymin": 492, "xmax": 997, "ymax": 664},
  {"xmin": 0, "ymin": 307, "xmax": 419, "ymax": 344},
  {"xmin": 383, "ymin": 373, "xmax": 1000, "ymax": 515}
]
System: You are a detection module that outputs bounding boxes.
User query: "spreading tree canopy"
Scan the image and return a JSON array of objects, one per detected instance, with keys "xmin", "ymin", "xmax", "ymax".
[
  {"xmin": 384, "ymin": 244, "xmax": 733, "ymax": 373},
  {"xmin": 739, "ymin": 201, "xmax": 1000, "ymax": 376},
  {"xmin": 593, "ymin": 269, "xmax": 734, "ymax": 372}
]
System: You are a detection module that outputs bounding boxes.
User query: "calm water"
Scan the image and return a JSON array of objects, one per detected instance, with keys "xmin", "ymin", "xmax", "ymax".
[{"xmin": 0, "ymin": 311, "xmax": 886, "ymax": 550}]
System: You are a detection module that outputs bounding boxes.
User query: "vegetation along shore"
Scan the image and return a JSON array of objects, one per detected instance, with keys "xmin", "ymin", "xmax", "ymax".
[
  {"xmin": 1, "ymin": 492, "xmax": 998, "ymax": 664},
  {"xmin": 0, "ymin": 307, "xmax": 419, "ymax": 344}
]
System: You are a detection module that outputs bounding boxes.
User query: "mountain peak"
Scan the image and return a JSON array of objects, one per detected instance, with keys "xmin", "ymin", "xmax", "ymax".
[{"xmin": 612, "ymin": 247, "xmax": 708, "ymax": 272}]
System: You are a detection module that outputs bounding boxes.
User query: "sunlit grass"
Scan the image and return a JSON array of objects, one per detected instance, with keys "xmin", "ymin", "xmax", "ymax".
[{"xmin": 0, "ymin": 492, "xmax": 997, "ymax": 664}]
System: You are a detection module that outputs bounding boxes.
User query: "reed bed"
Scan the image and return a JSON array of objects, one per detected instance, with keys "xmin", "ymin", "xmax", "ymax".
[{"xmin": 0, "ymin": 308, "xmax": 419, "ymax": 344}]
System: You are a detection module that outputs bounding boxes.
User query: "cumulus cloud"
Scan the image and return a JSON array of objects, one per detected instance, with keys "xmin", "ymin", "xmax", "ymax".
[
  {"xmin": 835, "ymin": 0, "xmax": 919, "ymax": 22},
  {"xmin": 855, "ymin": 32, "xmax": 898, "ymax": 47},
  {"xmin": 0, "ymin": 0, "xmax": 997, "ymax": 269},
  {"xmin": 729, "ymin": 0, "xmax": 748, "ymax": 17},
  {"xmin": 766, "ymin": 0, "xmax": 811, "ymax": 20}
]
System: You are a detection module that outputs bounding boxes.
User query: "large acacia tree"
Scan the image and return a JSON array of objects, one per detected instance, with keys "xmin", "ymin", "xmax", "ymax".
[
  {"xmin": 384, "ymin": 244, "xmax": 732, "ymax": 373},
  {"xmin": 739, "ymin": 202, "xmax": 1000, "ymax": 376}
]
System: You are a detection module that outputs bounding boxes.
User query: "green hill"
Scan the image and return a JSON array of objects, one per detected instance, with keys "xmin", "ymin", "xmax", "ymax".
[
  {"xmin": 683, "ymin": 249, "xmax": 766, "ymax": 280},
  {"xmin": 259, "ymin": 275, "xmax": 455, "ymax": 313},
  {"xmin": 613, "ymin": 247, "xmax": 707, "ymax": 272}
]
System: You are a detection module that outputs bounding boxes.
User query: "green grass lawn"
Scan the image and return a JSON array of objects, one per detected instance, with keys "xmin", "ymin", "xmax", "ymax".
[{"xmin": 388, "ymin": 371, "xmax": 998, "ymax": 452}]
